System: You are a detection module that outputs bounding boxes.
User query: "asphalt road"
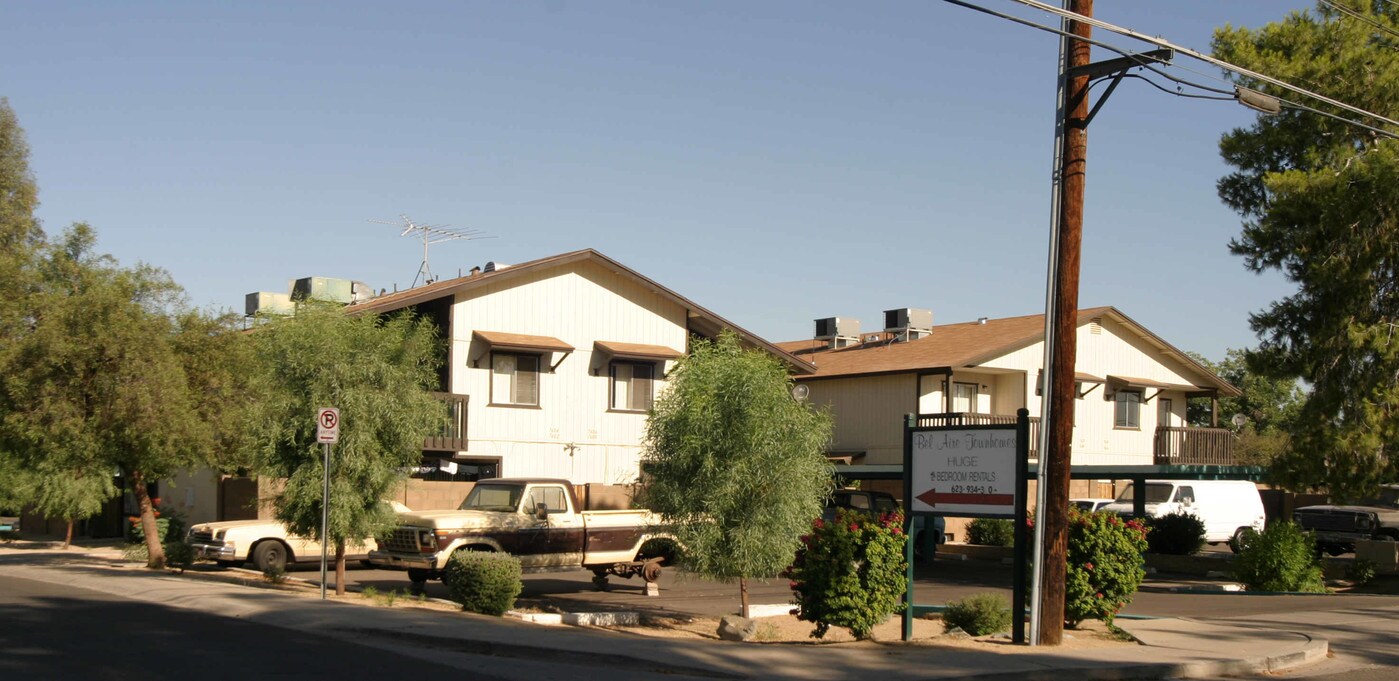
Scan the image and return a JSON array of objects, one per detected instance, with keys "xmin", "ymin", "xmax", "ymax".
[{"xmin": 0, "ymin": 574, "xmax": 517, "ymax": 681}]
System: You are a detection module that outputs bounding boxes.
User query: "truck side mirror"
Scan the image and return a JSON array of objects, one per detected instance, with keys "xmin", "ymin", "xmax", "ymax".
[{"xmin": 535, "ymin": 503, "xmax": 549, "ymax": 520}]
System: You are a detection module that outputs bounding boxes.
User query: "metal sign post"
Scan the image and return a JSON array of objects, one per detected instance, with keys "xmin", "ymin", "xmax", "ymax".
[{"xmin": 316, "ymin": 407, "xmax": 340, "ymax": 600}]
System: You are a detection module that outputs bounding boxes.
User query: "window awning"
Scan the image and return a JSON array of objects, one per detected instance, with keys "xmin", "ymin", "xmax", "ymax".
[
  {"xmin": 473, "ymin": 330, "xmax": 574, "ymax": 353},
  {"xmin": 594, "ymin": 340, "xmax": 684, "ymax": 361},
  {"xmin": 1106, "ymin": 375, "xmax": 1201, "ymax": 404},
  {"xmin": 1105, "ymin": 375, "xmax": 1195, "ymax": 392}
]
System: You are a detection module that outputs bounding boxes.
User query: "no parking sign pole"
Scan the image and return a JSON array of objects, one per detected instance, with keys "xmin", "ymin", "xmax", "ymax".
[{"xmin": 316, "ymin": 407, "xmax": 340, "ymax": 600}]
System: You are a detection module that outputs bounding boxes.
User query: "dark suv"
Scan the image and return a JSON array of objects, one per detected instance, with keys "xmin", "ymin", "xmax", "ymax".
[{"xmin": 1294, "ymin": 484, "xmax": 1399, "ymax": 556}]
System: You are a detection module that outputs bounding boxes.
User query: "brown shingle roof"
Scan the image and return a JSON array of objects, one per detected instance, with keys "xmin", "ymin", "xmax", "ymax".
[{"xmin": 783, "ymin": 307, "xmax": 1239, "ymax": 397}]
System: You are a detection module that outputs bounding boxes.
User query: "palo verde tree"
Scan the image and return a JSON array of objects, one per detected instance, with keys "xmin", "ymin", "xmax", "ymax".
[
  {"xmin": 1213, "ymin": 1, "xmax": 1399, "ymax": 498},
  {"xmin": 639, "ymin": 331, "xmax": 834, "ymax": 618},
  {"xmin": 245, "ymin": 303, "xmax": 445, "ymax": 594}
]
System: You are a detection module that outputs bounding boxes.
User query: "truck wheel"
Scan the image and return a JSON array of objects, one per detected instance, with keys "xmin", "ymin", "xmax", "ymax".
[
  {"xmin": 641, "ymin": 560, "xmax": 662, "ymax": 583},
  {"xmin": 1228, "ymin": 527, "xmax": 1253, "ymax": 554},
  {"xmin": 407, "ymin": 568, "xmax": 432, "ymax": 594},
  {"xmin": 253, "ymin": 541, "xmax": 289, "ymax": 573}
]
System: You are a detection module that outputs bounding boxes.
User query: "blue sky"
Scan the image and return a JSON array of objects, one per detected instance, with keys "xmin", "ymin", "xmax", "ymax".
[{"xmin": 3, "ymin": 1, "xmax": 1316, "ymax": 361}]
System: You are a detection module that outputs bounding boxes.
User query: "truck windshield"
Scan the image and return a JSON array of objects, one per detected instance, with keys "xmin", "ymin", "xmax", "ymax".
[
  {"xmin": 459, "ymin": 484, "xmax": 524, "ymax": 513},
  {"xmin": 1114, "ymin": 483, "xmax": 1174, "ymax": 504}
]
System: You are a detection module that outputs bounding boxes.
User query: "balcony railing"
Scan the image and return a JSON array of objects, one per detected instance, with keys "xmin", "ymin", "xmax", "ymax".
[
  {"xmin": 916, "ymin": 412, "xmax": 1041, "ymax": 461},
  {"xmin": 424, "ymin": 392, "xmax": 469, "ymax": 452},
  {"xmin": 1153, "ymin": 426, "xmax": 1233, "ymax": 465}
]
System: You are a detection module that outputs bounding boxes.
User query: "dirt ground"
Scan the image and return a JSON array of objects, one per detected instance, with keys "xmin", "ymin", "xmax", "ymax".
[{"xmin": 601, "ymin": 610, "xmax": 1133, "ymax": 650}]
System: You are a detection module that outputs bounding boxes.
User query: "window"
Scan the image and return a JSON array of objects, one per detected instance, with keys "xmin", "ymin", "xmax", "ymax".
[
  {"xmin": 1114, "ymin": 391, "xmax": 1141, "ymax": 429},
  {"xmin": 610, "ymin": 362, "xmax": 655, "ymax": 411},
  {"xmin": 491, "ymin": 353, "xmax": 539, "ymax": 406},
  {"xmin": 952, "ymin": 382, "xmax": 978, "ymax": 413},
  {"xmin": 522, "ymin": 486, "xmax": 569, "ymax": 514},
  {"xmin": 1175, "ymin": 486, "xmax": 1195, "ymax": 505}
]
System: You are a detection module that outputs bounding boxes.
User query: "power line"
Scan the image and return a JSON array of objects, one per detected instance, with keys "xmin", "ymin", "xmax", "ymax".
[
  {"xmin": 1003, "ymin": 0, "xmax": 1399, "ymax": 130},
  {"xmin": 941, "ymin": 0, "xmax": 1399, "ymax": 138},
  {"xmin": 1318, "ymin": 0, "xmax": 1399, "ymax": 41},
  {"xmin": 1117, "ymin": 74, "xmax": 1236, "ymax": 102}
]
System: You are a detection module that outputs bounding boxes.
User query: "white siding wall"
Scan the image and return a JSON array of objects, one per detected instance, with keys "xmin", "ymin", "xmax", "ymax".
[
  {"xmin": 807, "ymin": 374, "xmax": 916, "ymax": 466},
  {"xmin": 983, "ymin": 316, "xmax": 1201, "ymax": 465},
  {"xmin": 448, "ymin": 260, "xmax": 689, "ymax": 484}
]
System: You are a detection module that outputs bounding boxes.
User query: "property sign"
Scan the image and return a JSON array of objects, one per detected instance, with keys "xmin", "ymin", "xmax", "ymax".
[
  {"xmin": 316, "ymin": 407, "xmax": 340, "ymax": 444},
  {"xmin": 909, "ymin": 427, "xmax": 1017, "ymax": 516}
]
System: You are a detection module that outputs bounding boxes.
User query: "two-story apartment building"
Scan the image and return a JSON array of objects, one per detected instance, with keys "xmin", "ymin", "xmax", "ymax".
[{"xmin": 777, "ymin": 306, "xmax": 1240, "ymax": 505}]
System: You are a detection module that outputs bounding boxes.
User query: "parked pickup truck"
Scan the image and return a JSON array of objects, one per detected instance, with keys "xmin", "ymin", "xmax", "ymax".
[
  {"xmin": 1294, "ymin": 484, "xmax": 1399, "ymax": 556},
  {"xmin": 369, "ymin": 478, "xmax": 672, "ymax": 589},
  {"xmin": 187, "ymin": 501, "xmax": 410, "ymax": 572}
]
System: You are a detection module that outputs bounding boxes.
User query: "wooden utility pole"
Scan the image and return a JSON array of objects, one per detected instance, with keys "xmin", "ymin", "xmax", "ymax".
[{"xmin": 1038, "ymin": 0, "xmax": 1092, "ymax": 646}]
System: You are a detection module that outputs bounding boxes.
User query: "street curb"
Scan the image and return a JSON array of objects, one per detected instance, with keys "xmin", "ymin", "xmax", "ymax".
[{"xmin": 952, "ymin": 637, "xmax": 1328, "ymax": 681}]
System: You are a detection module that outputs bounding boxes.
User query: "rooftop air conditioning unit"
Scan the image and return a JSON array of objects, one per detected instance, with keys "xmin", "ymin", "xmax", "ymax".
[
  {"xmin": 245, "ymin": 291, "xmax": 295, "ymax": 317},
  {"xmin": 350, "ymin": 280, "xmax": 375, "ymax": 303},
  {"xmin": 814, "ymin": 317, "xmax": 860, "ymax": 348},
  {"xmin": 884, "ymin": 308, "xmax": 933, "ymax": 341},
  {"xmin": 292, "ymin": 276, "xmax": 355, "ymax": 304},
  {"xmin": 483, "ymin": 261, "xmax": 510, "ymax": 273}
]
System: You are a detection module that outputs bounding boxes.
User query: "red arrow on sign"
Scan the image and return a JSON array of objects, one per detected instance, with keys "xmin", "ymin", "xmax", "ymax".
[{"xmin": 916, "ymin": 489, "xmax": 1014, "ymax": 507}]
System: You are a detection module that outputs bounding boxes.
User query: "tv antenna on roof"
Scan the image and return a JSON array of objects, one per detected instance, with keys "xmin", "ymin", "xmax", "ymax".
[{"xmin": 369, "ymin": 215, "xmax": 494, "ymax": 288}]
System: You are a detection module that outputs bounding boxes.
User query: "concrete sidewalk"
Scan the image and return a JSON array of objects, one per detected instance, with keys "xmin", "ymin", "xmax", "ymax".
[{"xmin": 0, "ymin": 543, "xmax": 1332, "ymax": 681}]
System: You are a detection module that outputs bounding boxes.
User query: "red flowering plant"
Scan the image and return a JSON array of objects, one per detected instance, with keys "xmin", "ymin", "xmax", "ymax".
[
  {"xmin": 1063, "ymin": 507, "xmax": 1148, "ymax": 627},
  {"xmin": 785, "ymin": 508, "xmax": 907, "ymax": 639}
]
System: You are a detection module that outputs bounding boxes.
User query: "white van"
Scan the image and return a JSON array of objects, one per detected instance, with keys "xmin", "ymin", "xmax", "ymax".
[{"xmin": 1101, "ymin": 480, "xmax": 1266, "ymax": 551}]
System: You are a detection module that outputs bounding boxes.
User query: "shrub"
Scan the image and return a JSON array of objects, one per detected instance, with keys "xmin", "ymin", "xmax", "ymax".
[
  {"xmin": 1064, "ymin": 507, "xmax": 1148, "ymax": 627},
  {"xmin": 126, "ymin": 516, "xmax": 170, "ymax": 546},
  {"xmin": 1232, "ymin": 522, "xmax": 1326, "ymax": 593},
  {"xmin": 942, "ymin": 593, "xmax": 1011, "ymax": 636},
  {"xmin": 1347, "ymin": 559, "xmax": 1377, "ymax": 585},
  {"xmin": 966, "ymin": 518, "xmax": 1015, "ymax": 547},
  {"xmin": 444, "ymin": 550, "xmax": 523, "ymax": 616},
  {"xmin": 1145, "ymin": 512, "xmax": 1206, "ymax": 555},
  {"xmin": 164, "ymin": 541, "xmax": 195, "ymax": 572},
  {"xmin": 787, "ymin": 508, "xmax": 907, "ymax": 640},
  {"xmin": 262, "ymin": 564, "xmax": 287, "ymax": 584}
]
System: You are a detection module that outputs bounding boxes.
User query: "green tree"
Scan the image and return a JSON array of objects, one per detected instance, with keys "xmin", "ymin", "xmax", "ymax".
[
  {"xmin": 1213, "ymin": 2, "xmax": 1399, "ymax": 497},
  {"xmin": 0, "ymin": 98, "xmax": 44, "ymax": 509},
  {"xmin": 245, "ymin": 303, "xmax": 445, "ymax": 595},
  {"xmin": 1187, "ymin": 349, "xmax": 1304, "ymax": 466},
  {"xmin": 638, "ymin": 331, "xmax": 834, "ymax": 618},
  {"xmin": 29, "ymin": 461, "xmax": 114, "ymax": 548},
  {"xmin": 1, "ymin": 225, "xmax": 246, "ymax": 566}
]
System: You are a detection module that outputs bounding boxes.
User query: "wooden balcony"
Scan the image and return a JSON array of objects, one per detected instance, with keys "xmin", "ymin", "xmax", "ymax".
[
  {"xmin": 423, "ymin": 392, "xmax": 469, "ymax": 452},
  {"xmin": 916, "ymin": 412, "xmax": 1041, "ymax": 460},
  {"xmin": 1153, "ymin": 426, "xmax": 1233, "ymax": 465}
]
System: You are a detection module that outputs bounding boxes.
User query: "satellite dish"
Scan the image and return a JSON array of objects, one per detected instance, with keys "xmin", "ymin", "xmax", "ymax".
[
  {"xmin": 791, "ymin": 384, "xmax": 810, "ymax": 402},
  {"xmin": 1230, "ymin": 413, "xmax": 1247, "ymax": 428}
]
